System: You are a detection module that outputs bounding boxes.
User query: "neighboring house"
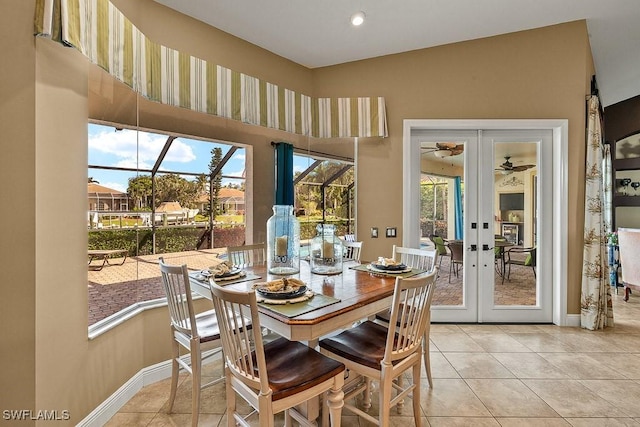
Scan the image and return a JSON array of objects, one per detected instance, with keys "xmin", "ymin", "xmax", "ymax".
[
  {"xmin": 152, "ymin": 201, "xmax": 199, "ymax": 225},
  {"xmin": 218, "ymin": 188, "xmax": 245, "ymax": 214},
  {"xmin": 87, "ymin": 183, "xmax": 129, "ymax": 211},
  {"xmin": 195, "ymin": 188, "xmax": 246, "ymax": 215}
]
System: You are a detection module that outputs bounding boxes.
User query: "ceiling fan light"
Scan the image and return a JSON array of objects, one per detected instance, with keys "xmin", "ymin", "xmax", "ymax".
[
  {"xmin": 501, "ymin": 169, "xmax": 513, "ymax": 175},
  {"xmin": 433, "ymin": 149, "xmax": 452, "ymax": 158}
]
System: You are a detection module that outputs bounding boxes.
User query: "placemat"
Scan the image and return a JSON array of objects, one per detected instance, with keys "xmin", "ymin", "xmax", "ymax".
[
  {"xmin": 258, "ymin": 293, "xmax": 341, "ymax": 318},
  {"xmin": 189, "ymin": 271, "xmax": 261, "ymax": 286},
  {"xmin": 350, "ymin": 263, "xmax": 426, "ymax": 278}
]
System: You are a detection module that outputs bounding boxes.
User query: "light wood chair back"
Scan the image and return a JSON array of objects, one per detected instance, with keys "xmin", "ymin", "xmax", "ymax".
[
  {"xmin": 385, "ymin": 270, "xmax": 437, "ymax": 364},
  {"xmin": 343, "ymin": 240, "xmax": 363, "ymax": 262},
  {"xmin": 320, "ymin": 268, "xmax": 438, "ymax": 426},
  {"xmin": 392, "ymin": 245, "xmax": 438, "ymax": 271},
  {"xmin": 159, "ymin": 257, "xmax": 224, "ymax": 427},
  {"xmin": 227, "ymin": 242, "xmax": 266, "ymax": 268},
  {"xmin": 209, "ymin": 282, "xmax": 345, "ymax": 427}
]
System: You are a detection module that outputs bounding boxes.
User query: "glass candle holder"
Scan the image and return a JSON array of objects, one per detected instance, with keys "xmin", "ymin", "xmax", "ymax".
[
  {"xmin": 266, "ymin": 205, "xmax": 300, "ymax": 275},
  {"xmin": 310, "ymin": 224, "xmax": 343, "ymax": 275}
]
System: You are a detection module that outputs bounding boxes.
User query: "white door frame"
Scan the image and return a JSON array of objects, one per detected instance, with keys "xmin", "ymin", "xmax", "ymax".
[{"xmin": 403, "ymin": 119, "xmax": 571, "ymax": 326}]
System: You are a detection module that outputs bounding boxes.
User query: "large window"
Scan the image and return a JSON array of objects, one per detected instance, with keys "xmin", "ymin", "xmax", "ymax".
[
  {"xmin": 293, "ymin": 152, "xmax": 355, "ymax": 245},
  {"xmin": 87, "ymin": 123, "xmax": 246, "ymax": 327}
]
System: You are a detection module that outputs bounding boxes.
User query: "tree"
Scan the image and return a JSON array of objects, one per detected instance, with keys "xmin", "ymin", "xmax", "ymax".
[
  {"xmin": 127, "ymin": 175, "xmax": 153, "ymax": 210},
  {"xmin": 206, "ymin": 148, "xmax": 223, "ymax": 219},
  {"xmin": 155, "ymin": 173, "xmax": 201, "ymax": 208}
]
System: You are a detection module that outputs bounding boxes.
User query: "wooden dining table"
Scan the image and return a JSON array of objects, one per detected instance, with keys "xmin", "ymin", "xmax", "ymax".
[{"xmin": 188, "ymin": 260, "xmax": 405, "ymax": 344}]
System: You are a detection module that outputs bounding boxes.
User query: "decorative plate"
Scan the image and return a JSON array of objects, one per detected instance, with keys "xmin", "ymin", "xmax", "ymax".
[
  {"xmin": 256, "ymin": 285, "xmax": 308, "ymax": 300},
  {"xmin": 214, "ymin": 267, "xmax": 243, "ymax": 278},
  {"xmin": 370, "ymin": 262, "xmax": 408, "ymax": 271},
  {"xmin": 367, "ymin": 264, "xmax": 411, "ymax": 274}
]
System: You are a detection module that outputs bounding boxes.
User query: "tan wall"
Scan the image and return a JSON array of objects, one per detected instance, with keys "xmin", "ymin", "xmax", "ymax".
[
  {"xmin": 1, "ymin": 1, "xmax": 594, "ymax": 423},
  {"xmin": 312, "ymin": 20, "xmax": 592, "ymax": 314},
  {"xmin": 0, "ymin": 1, "xmax": 37, "ymax": 418}
]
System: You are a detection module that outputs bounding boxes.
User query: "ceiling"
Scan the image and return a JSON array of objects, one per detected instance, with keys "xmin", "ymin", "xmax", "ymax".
[{"xmin": 154, "ymin": 0, "xmax": 640, "ymax": 108}]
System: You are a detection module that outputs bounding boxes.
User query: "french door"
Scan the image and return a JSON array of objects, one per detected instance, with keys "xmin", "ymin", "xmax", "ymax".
[{"xmin": 414, "ymin": 129, "xmax": 553, "ymax": 323}]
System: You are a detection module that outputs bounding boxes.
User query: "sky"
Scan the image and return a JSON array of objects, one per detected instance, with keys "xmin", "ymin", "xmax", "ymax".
[{"xmin": 88, "ymin": 123, "xmax": 311, "ymax": 193}]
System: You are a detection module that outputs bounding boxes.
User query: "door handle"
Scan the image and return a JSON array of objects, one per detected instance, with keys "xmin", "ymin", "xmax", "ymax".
[
  {"xmin": 482, "ymin": 244, "xmax": 494, "ymax": 251},
  {"xmin": 469, "ymin": 244, "xmax": 477, "ymax": 251}
]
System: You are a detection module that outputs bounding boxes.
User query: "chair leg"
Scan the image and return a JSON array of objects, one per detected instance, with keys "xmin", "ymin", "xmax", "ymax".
[
  {"xmin": 412, "ymin": 362, "xmax": 422, "ymax": 427},
  {"xmin": 326, "ymin": 375, "xmax": 344, "ymax": 427},
  {"xmin": 363, "ymin": 378, "xmax": 372, "ymax": 409},
  {"xmin": 190, "ymin": 341, "xmax": 201, "ymax": 427},
  {"xmin": 168, "ymin": 339, "xmax": 180, "ymax": 412},
  {"xmin": 225, "ymin": 366, "xmax": 236, "ymax": 427},
  {"xmin": 379, "ymin": 371, "xmax": 392, "ymax": 427},
  {"xmin": 423, "ymin": 333, "xmax": 433, "ymax": 388}
]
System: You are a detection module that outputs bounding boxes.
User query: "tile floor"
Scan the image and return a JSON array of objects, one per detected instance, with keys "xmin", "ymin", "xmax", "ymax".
[{"xmin": 105, "ymin": 291, "xmax": 640, "ymax": 426}]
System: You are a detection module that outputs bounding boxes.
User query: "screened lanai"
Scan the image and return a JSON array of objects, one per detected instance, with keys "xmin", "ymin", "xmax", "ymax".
[{"xmin": 87, "ymin": 123, "xmax": 355, "ymax": 327}]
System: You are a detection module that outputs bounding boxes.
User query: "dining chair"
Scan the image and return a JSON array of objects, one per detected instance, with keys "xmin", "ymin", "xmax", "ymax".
[
  {"xmin": 226, "ymin": 242, "xmax": 266, "ymax": 268},
  {"xmin": 392, "ymin": 245, "xmax": 438, "ymax": 271},
  {"xmin": 494, "ymin": 235, "xmax": 507, "ymax": 276},
  {"xmin": 447, "ymin": 241, "xmax": 464, "ymax": 282},
  {"xmin": 430, "ymin": 235, "xmax": 450, "ymax": 268},
  {"xmin": 618, "ymin": 228, "xmax": 640, "ymax": 301},
  {"xmin": 158, "ymin": 257, "xmax": 225, "ymax": 427},
  {"xmin": 209, "ymin": 282, "xmax": 345, "ymax": 427},
  {"xmin": 502, "ymin": 246, "xmax": 536, "ymax": 284},
  {"xmin": 319, "ymin": 269, "xmax": 438, "ymax": 426},
  {"xmin": 375, "ymin": 248, "xmax": 438, "ymax": 388},
  {"xmin": 342, "ymin": 240, "xmax": 363, "ymax": 263},
  {"xmin": 342, "ymin": 233, "xmax": 356, "ymax": 242}
]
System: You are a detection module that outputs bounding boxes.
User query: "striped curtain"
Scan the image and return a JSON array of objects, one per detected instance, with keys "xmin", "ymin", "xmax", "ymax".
[{"xmin": 34, "ymin": 0, "xmax": 387, "ymax": 139}]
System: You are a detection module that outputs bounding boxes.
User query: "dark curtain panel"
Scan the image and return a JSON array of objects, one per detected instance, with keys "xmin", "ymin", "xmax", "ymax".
[{"xmin": 274, "ymin": 142, "xmax": 294, "ymax": 205}]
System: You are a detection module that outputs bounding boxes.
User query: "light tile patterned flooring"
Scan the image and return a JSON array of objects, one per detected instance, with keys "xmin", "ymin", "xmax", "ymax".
[{"xmin": 106, "ymin": 291, "xmax": 640, "ymax": 426}]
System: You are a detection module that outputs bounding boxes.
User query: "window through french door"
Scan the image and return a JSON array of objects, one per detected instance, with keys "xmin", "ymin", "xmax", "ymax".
[{"xmin": 412, "ymin": 129, "xmax": 553, "ymax": 323}]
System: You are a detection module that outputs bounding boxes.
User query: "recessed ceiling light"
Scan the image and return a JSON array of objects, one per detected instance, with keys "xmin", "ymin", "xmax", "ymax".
[{"xmin": 351, "ymin": 11, "xmax": 365, "ymax": 26}]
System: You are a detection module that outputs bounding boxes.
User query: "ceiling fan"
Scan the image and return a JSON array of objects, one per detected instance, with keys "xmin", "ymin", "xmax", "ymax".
[
  {"xmin": 422, "ymin": 142, "xmax": 465, "ymax": 158},
  {"xmin": 495, "ymin": 156, "xmax": 535, "ymax": 174}
]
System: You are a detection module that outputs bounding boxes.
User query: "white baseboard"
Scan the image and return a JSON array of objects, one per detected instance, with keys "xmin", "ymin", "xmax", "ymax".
[
  {"xmin": 76, "ymin": 360, "xmax": 172, "ymax": 427},
  {"xmin": 565, "ymin": 313, "xmax": 581, "ymax": 327},
  {"xmin": 77, "ymin": 350, "xmax": 222, "ymax": 426}
]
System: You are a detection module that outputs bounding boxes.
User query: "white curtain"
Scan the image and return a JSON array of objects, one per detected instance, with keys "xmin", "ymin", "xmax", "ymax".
[{"xmin": 580, "ymin": 95, "xmax": 614, "ymax": 330}]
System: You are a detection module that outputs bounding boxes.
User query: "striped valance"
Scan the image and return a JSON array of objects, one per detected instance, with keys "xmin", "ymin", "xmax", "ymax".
[{"xmin": 34, "ymin": 0, "xmax": 388, "ymax": 138}]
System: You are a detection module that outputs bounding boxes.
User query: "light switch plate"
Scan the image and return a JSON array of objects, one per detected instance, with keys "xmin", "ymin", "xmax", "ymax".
[
  {"xmin": 371, "ymin": 227, "xmax": 379, "ymax": 238},
  {"xmin": 386, "ymin": 227, "xmax": 397, "ymax": 238}
]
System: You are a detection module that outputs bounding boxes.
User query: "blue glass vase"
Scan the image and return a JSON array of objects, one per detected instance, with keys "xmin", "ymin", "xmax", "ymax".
[{"xmin": 266, "ymin": 205, "xmax": 300, "ymax": 275}]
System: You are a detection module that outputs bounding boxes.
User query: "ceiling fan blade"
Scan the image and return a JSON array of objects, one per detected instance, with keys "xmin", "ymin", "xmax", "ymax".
[{"xmin": 512, "ymin": 164, "xmax": 535, "ymax": 172}]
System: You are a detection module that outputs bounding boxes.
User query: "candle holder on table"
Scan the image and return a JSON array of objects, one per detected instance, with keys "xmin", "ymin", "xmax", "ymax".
[
  {"xmin": 266, "ymin": 205, "xmax": 300, "ymax": 275},
  {"xmin": 310, "ymin": 224, "xmax": 343, "ymax": 275}
]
